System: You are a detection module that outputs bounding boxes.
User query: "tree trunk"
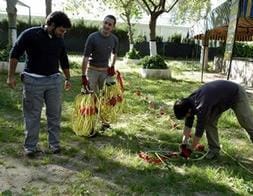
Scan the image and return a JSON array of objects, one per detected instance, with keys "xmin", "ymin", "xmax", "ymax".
[
  {"xmin": 6, "ymin": 0, "xmax": 18, "ymax": 47},
  {"xmin": 149, "ymin": 15, "xmax": 157, "ymax": 41},
  {"xmin": 149, "ymin": 15, "xmax": 157, "ymax": 56},
  {"xmin": 45, "ymin": 0, "xmax": 52, "ymax": 17},
  {"xmin": 126, "ymin": 14, "xmax": 134, "ymax": 51}
]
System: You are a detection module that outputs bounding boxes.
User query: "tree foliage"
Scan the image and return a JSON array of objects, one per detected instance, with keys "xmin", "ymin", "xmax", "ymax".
[
  {"xmin": 62, "ymin": 0, "xmax": 106, "ymax": 18},
  {"xmin": 172, "ymin": 0, "xmax": 211, "ymax": 24},
  {"xmin": 136, "ymin": 0, "xmax": 179, "ymax": 55}
]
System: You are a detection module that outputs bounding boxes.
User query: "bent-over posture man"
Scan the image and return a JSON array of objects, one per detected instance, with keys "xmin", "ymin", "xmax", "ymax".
[{"xmin": 173, "ymin": 80, "xmax": 253, "ymax": 159}]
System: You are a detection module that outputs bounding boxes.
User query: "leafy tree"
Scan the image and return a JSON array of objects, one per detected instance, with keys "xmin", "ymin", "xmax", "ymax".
[
  {"xmin": 171, "ymin": 0, "xmax": 211, "ymax": 24},
  {"xmin": 136, "ymin": 0, "xmax": 211, "ymax": 56},
  {"xmin": 136, "ymin": 0, "xmax": 179, "ymax": 56}
]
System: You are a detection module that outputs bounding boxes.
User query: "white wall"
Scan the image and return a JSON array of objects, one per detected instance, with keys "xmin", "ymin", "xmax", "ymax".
[{"xmin": 133, "ymin": 23, "xmax": 189, "ymax": 41}]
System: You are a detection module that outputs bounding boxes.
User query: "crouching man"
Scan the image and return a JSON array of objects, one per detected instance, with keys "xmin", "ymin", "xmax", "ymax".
[{"xmin": 173, "ymin": 80, "xmax": 253, "ymax": 159}]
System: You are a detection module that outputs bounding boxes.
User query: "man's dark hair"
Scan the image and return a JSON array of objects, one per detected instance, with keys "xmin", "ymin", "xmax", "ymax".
[
  {"xmin": 104, "ymin": 15, "xmax": 116, "ymax": 25},
  {"xmin": 173, "ymin": 98, "xmax": 192, "ymax": 120},
  {"xmin": 46, "ymin": 11, "xmax": 71, "ymax": 28}
]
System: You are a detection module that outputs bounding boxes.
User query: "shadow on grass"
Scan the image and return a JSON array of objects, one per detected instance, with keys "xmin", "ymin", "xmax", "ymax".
[
  {"xmin": 48, "ymin": 128, "xmax": 246, "ymax": 194},
  {"xmin": 1, "ymin": 72, "xmax": 252, "ymax": 195}
]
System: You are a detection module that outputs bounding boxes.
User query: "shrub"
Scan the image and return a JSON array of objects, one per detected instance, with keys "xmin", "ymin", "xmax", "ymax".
[
  {"xmin": 69, "ymin": 61, "xmax": 80, "ymax": 69},
  {"xmin": 156, "ymin": 36, "xmax": 163, "ymax": 42},
  {"xmin": 0, "ymin": 45, "xmax": 11, "ymax": 61},
  {"xmin": 169, "ymin": 34, "xmax": 181, "ymax": 43},
  {"xmin": 126, "ymin": 48, "xmax": 141, "ymax": 59},
  {"xmin": 134, "ymin": 35, "xmax": 147, "ymax": 44},
  {"xmin": 139, "ymin": 55, "xmax": 168, "ymax": 69},
  {"xmin": 0, "ymin": 45, "xmax": 25, "ymax": 62}
]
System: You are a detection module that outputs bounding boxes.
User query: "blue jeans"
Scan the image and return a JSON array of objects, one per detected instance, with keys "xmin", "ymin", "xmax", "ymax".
[{"xmin": 22, "ymin": 73, "xmax": 63, "ymax": 151}]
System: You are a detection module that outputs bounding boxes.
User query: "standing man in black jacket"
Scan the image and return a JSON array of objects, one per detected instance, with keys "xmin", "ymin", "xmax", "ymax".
[
  {"xmin": 6, "ymin": 11, "xmax": 72, "ymax": 157},
  {"xmin": 173, "ymin": 80, "xmax": 253, "ymax": 159}
]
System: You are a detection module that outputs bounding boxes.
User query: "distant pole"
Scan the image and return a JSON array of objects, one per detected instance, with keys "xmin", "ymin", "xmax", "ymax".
[
  {"xmin": 201, "ymin": 45, "xmax": 205, "ymax": 83},
  {"xmin": 226, "ymin": 18, "xmax": 239, "ymax": 80},
  {"xmin": 201, "ymin": 36, "xmax": 208, "ymax": 83},
  {"xmin": 224, "ymin": 0, "xmax": 240, "ymax": 80},
  {"xmin": 45, "ymin": 0, "xmax": 52, "ymax": 17},
  {"xmin": 28, "ymin": 7, "xmax": 31, "ymax": 26},
  {"xmin": 200, "ymin": 15, "xmax": 208, "ymax": 83}
]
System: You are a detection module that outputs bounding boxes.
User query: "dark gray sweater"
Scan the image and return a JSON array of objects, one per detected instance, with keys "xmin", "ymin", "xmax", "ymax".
[
  {"xmin": 83, "ymin": 31, "xmax": 119, "ymax": 67},
  {"xmin": 185, "ymin": 80, "xmax": 239, "ymax": 137},
  {"xmin": 10, "ymin": 26, "xmax": 69, "ymax": 76}
]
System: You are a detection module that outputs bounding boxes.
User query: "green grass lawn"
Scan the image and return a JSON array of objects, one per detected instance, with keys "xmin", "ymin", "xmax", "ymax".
[{"xmin": 0, "ymin": 57, "xmax": 253, "ymax": 195}]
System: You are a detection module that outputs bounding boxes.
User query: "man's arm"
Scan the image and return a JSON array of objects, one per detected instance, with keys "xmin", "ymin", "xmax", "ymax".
[
  {"xmin": 81, "ymin": 56, "xmax": 89, "ymax": 75},
  {"xmin": 62, "ymin": 68, "xmax": 71, "ymax": 91},
  {"xmin": 110, "ymin": 53, "xmax": 117, "ymax": 68},
  {"xmin": 6, "ymin": 58, "xmax": 18, "ymax": 88},
  {"xmin": 182, "ymin": 126, "xmax": 191, "ymax": 144},
  {"xmin": 62, "ymin": 68, "xmax": 70, "ymax": 80},
  {"xmin": 59, "ymin": 45, "xmax": 71, "ymax": 91},
  {"xmin": 191, "ymin": 135, "xmax": 201, "ymax": 149}
]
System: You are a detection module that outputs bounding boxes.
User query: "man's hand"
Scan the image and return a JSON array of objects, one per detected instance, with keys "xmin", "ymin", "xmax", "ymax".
[
  {"xmin": 82, "ymin": 75, "xmax": 89, "ymax": 87},
  {"xmin": 81, "ymin": 75, "xmax": 93, "ymax": 94},
  {"xmin": 195, "ymin": 144, "xmax": 205, "ymax": 152},
  {"xmin": 180, "ymin": 144, "xmax": 192, "ymax": 159},
  {"xmin": 107, "ymin": 66, "xmax": 115, "ymax": 76},
  {"xmin": 64, "ymin": 80, "xmax": 71, "ymax": 91},
  {"xmin": 6, "ymin": 76, "xmax": 16, "ymax": 89}
]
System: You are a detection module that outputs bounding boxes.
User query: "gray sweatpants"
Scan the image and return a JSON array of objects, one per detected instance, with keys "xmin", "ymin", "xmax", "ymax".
[{"xmin": 206, "ymin": 85, "xmax": 253, "ymax": 153}]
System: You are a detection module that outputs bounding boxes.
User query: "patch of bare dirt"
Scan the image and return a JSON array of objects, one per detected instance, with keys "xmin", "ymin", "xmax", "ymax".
[{"xmin": 0, "ymin": 156, "xmax": 77, "ymax": 195}]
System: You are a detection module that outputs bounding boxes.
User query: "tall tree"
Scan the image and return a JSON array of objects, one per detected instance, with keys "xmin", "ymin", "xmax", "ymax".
[
  {"xmin": 6, "ymin": 0, "xmax": 18, "ymax": 47},
  {"xmin": 45, "ymin": 0, "xmax": 52, "ymax": 17},
  {"xmin": 137, "ymin": 0, "xmax": 179, "ymax": 56},
  {"xmin": 136, "ymin": 0, "xmax": 211, "ymax": 56},
  {"xmin": 102, "ymin": 0, "xmax": 142, "ymax": 51}
]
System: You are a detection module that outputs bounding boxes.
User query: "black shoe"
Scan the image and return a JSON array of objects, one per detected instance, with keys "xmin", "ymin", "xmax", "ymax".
[
  {"xmin": 24, "ymin": 148, "xmax": 44, "ymax": 158},
  {"xmin": 49, "ymin": 146, "xmax": 61, "ymax": 154},
  {"xmin": 205, "ymin": 151, "xmax": 219, "ymax": 160},
  {"xmin": 100, "ymin": 123, "xmax": 111, "ymax": 132}
]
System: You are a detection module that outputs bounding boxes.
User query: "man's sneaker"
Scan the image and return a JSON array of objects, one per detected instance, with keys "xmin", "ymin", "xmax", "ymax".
[
  {"xmin": 24, "ymin": 148, "xmax": 44, "ymax": 158},
  {"xmin": 205, "ymin": 151, "xmax": 219, "ymax": 160},
  {"xmin": 49, "ymin": 146, "xmax": 61, "ymax": 154},
  {"xmin": 100, "ymin": 122, "xmax": 111, "ymax": 132}
]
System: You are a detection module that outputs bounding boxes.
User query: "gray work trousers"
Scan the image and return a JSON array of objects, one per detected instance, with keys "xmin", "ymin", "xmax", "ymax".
[
  {"xmin": 22, "ymin": 73, "xmax": 63, "ymax": 151},
  {"xmin": 205, "ymin": 85, "xmax": 253, "ymax": 153},
  {"xmin": 87, "ymin": 68, "xmax": 108, "ymax": 94}
]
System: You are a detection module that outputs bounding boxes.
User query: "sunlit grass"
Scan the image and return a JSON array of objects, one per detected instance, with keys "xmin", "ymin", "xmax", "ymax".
[{"xmin": 0, "ymin": 59, "xmax": 252, "ymax": 195}]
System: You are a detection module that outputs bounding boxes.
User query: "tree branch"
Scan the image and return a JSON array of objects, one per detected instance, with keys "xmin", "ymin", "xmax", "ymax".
[{"xmin": 165, "ymin": 0, "xmax": 179, "ymax": 13}]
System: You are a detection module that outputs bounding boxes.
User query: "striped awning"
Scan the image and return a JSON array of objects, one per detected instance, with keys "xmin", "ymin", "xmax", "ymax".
[{"xmin": 189, "ymin": 0, "xmax": 253, "ymax": 41}]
